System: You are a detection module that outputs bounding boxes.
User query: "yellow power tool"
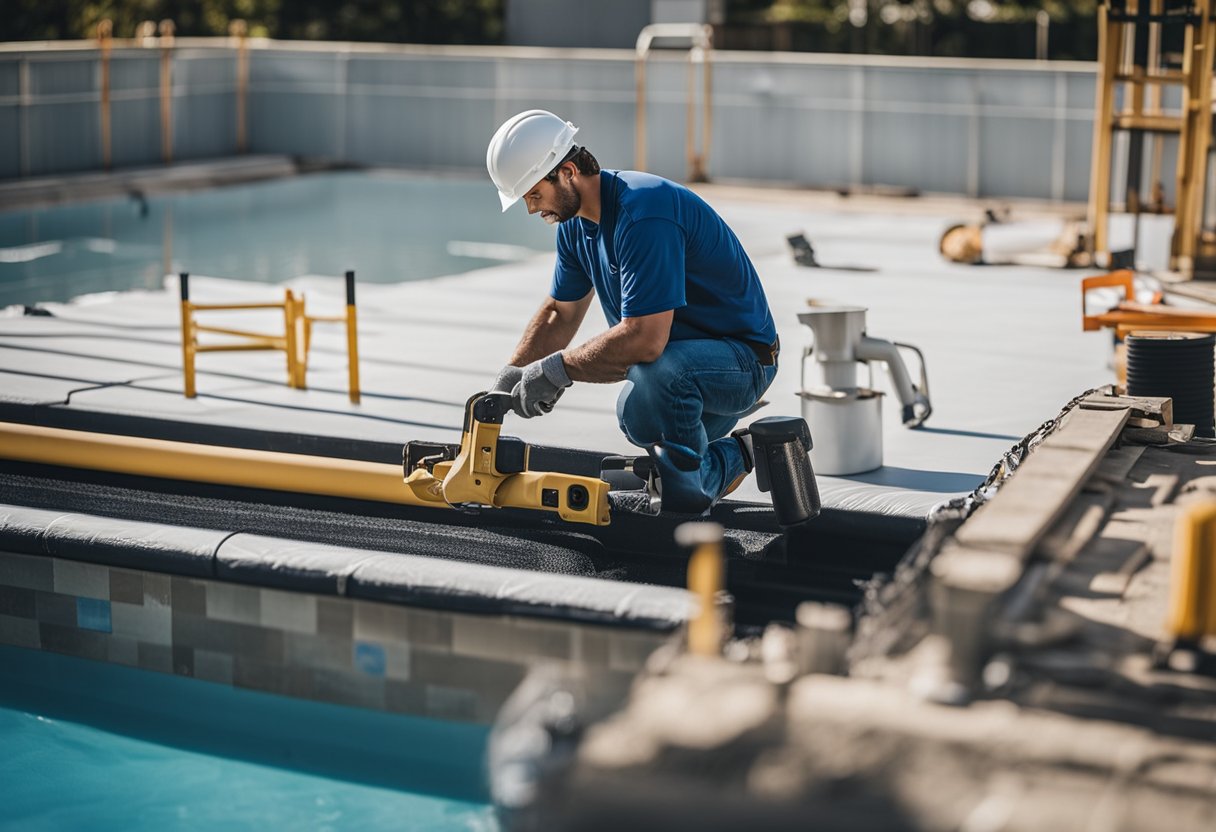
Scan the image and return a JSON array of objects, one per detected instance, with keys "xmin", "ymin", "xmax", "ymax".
[{"xmin": 403, "ymin": 391, "xmax": 612, "ymax": 526}]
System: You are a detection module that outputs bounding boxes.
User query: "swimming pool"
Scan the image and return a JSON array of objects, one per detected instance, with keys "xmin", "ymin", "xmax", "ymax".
[
  {"xmin": 0, "ymin": 644, "xmax": 497, "ymax": 831},
  {"xmin": 0, "ymin": 171, "xmax": 558, "ymax": 310}
]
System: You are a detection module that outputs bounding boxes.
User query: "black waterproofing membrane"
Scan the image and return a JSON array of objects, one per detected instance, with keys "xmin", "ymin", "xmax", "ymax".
[{"xmin": 0, "ymin": 405, "xmax": 925, "ymax": 626}]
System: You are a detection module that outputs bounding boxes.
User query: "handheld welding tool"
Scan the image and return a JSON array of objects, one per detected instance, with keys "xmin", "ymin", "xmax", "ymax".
[{"xmin": 403, "ymin": 391, "xmax": 612, "ymax": 526}]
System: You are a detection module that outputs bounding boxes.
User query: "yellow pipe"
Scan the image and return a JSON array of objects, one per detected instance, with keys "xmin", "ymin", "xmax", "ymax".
[
  {"xmin": 1167, "ymin": 500, "xmax": 1216, "ymax": 642},
  {"xmin": 0, "ymin": 422, "xmax": 431, "ymax": 508}
]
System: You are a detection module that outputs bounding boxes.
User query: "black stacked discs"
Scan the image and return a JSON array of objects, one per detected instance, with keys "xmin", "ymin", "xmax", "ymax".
[{"xmin": 1126, "ymin": 331, "xmax": 1215, "ymax": 438}]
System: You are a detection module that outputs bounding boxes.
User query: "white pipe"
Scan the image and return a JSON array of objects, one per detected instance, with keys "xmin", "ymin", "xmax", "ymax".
[{"xmin": 856, "ymin": 336, "xmax": 930, "ymax": 426}]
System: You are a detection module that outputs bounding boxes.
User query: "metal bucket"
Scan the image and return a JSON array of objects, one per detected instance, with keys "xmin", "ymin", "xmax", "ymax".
[{"xmin": 798, "ymin": 388, "xmax": 884, "ymax": 475}]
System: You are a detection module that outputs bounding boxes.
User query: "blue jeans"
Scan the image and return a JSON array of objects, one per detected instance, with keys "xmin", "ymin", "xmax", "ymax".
[{"xmin": 616, "ymin": 338, "xmax": 778, "ymax": 508}]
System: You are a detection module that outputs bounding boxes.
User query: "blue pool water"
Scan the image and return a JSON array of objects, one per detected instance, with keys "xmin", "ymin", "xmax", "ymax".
[
  {"xmin": 0, "ymin": 645, "xmax": 498, "ymax": 831},
  {"xmin": 0, "ymin": 171, "xmax": 558, "ymax": 309}
]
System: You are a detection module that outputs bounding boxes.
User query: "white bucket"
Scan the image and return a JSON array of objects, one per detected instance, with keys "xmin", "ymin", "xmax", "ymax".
[{"xmin": 798, "ymin": 389, "xmax": 883, "ymax": 475}]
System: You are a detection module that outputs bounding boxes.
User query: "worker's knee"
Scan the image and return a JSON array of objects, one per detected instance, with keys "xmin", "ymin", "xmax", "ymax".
[
  {"xmin": 616, "ymin": 365, "xmax": 687, "ymax": 447},
  {"xmin": 616, "ymin": 380, "xmax": 656, "ymax": 446}
]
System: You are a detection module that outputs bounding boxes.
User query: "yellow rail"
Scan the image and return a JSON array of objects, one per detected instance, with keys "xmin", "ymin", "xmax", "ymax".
[{"xmin": 0, "ymin": 422, "xmax": 422, "ymax": 508}]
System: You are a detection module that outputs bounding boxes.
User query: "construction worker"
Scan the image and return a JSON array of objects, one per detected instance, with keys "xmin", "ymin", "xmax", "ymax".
[{"xmin": 485, "ymin": 109, "xmax": 778, "ymax": 514}]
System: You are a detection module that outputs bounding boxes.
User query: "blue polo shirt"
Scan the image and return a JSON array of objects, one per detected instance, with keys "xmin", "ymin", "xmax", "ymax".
[{"xmin": 551, "ymin": 170, "xmax": 777, "ymax": 347}]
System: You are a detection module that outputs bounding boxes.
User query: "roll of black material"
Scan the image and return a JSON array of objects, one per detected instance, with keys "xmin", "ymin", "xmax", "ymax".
[{"xmin": 1126, "ymin": 331, "xmax": 1215, "ymax": 438}]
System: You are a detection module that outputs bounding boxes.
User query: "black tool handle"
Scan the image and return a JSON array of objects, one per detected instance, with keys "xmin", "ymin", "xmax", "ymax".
[{"xmin": 179, "ymin": 272, "xmax": 190, "ymax": 301}]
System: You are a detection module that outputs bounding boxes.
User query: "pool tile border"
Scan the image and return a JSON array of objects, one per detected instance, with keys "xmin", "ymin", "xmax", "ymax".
[{"xmin": 0, "ymin": 550, "xmax": 670, "ymax": 723}]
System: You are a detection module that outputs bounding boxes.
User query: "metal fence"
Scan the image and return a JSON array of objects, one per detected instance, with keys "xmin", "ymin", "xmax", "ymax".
[{"xmin": 0, "ymin": 40, "xmax": 1100, "ymax": 202}]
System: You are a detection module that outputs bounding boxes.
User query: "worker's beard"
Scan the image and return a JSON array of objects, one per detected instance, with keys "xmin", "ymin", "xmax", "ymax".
[{"xmin": 545, "ymin": 176, "xmax": 581, "ymax": 225}]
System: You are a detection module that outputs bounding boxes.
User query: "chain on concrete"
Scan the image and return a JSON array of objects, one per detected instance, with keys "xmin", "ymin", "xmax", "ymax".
[{"xmin": 850, "ymin": 386, "xmax": 1109, "ymax": 663}]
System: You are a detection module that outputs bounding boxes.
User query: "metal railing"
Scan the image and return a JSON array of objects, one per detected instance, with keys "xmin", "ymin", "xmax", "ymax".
[
  {"xmin": 0, "ymin": 32, "xmax": 1099, "ymax": 202},
  {"xmin": 90, "ymin": 18, "xmax": 250, "ymax": 170},
  {"xmin": 635, "ymin": 23, "xmax": 713, "ymax": 182}
]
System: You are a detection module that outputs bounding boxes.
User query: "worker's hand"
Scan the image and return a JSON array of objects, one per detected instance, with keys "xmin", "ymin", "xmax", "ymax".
[
  {"xmin": 512, "ymin": 352, "xmax": 572, "ymax": 418},
  {"xmin": 490, "ymin": 364, "xmax": 524, "ymax": 394}
]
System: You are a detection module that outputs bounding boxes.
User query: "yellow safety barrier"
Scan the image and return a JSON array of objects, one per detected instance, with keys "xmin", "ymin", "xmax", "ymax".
[
  {"xmin": 678, "ymin": 522, "xmax": 726, "ymax": 656},
  {"xmin": 179, "ymin": 271, "xmax": 361, "ymax": 402},
  {"xmin": 1167, "ymin": 500, "xmax": 1216, "ymax": 644}
]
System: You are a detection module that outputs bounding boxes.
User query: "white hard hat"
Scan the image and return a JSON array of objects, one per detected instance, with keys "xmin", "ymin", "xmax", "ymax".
[{"xmin": 486, "ymin": 110, "xmax": 580, "ymax": 212}]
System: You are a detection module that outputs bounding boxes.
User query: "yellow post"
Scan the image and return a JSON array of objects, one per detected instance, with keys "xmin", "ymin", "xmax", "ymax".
[
  {"xmin": 159, "ymin": 20, "xmax": 175, "ymax": 164},
  {"xmin": 1167, "ymin": 500, "xmax": 1216, "ymax": 643},
  {"xmin": 229, "ymin": 19, "xmax": 249, "ymax": 154},
  {"xmin": 178, "ymin": 272, "xmax": 196, "ymax": 398},
  {"xmin": 282, "ymin": 290, "xmax": 300, "ymax": 389},
  {"xmin": 345, "ymin": 270, "xmax": 361, "ymax": 404},
  {"xmin": 97, "ymin": 20, "xmax": 113, "ymax": 172},
  {"xmin": 677, "ymin": 521, "xmax": 726, "ymax": 656},
  {"xmin": 1171, "ymin": 0, "xmax": 1215, "ymax": 274},
  {"xmin": 1088, "ymin": 3, "xmax": 1121, "ymax": 257}
]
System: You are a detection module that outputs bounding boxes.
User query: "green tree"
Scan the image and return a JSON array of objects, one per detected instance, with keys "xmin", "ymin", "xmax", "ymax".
[{"xmin": 2, "ymin": 0, "xmax": 503, "ymax": 44}]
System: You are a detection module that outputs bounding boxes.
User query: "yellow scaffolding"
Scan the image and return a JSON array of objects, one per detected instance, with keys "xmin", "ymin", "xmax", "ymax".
[
  {"xmin": 1088, "ymin": 1, "xmax": 1216, "ymax": 277},
  {"xmin": 179, "ymin": 271, "xmax": 361, "ymax": 403}
]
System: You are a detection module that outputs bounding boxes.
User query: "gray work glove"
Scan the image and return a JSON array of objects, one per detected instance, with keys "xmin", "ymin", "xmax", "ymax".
[
  {"xmin": 491, "ymin": 364, "xmax": 524, "ymax": 394},
  {"xmin": 512, "ymin": 352, "xmax": 572, "ymax": 418}
]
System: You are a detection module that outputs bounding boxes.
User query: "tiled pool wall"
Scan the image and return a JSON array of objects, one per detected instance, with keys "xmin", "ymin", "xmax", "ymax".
[{"xmin": 0, "ymin": 550, "xmax": 669, "ymax": 723}]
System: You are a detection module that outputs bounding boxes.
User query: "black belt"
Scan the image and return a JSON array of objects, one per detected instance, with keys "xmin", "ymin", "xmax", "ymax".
[{"xmin": 745, "ymin": 336, "xmax": 780, "ymax": 366}]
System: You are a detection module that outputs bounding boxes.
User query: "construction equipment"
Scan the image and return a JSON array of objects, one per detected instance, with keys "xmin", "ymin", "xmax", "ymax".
[
  {"xmin": 404, "ymin": 392, "xmax": 613, "ymax": 526},
  {"xmin": 0, "ymin": 389, "xmax": 814, "ymax": 530},
  {"xmin": 0, "ymin": 396, "xmax": 611, "ymax": 527},
  {"xmin": 797, "ymin": 306, "xmax": 931, "ymax": 476},
  {"xmin": 1088, "ymin": 1, "xmax": 1216, "ymax": 277},
  {"xmin": 1082, "ymin": 269, "xmax": 1214, "ymax": 338}
]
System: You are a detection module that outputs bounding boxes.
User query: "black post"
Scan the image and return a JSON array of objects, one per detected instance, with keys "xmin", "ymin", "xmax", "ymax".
[
  {"xmin": 179, "ymin": 272, "xmax": 190, "ymax": 301},
  {"xmin": 345, "ymin": 270, "xmax": 356, "ymax": 306}
]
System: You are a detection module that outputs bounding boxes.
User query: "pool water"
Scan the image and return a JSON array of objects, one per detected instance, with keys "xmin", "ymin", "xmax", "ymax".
[
  {"xmin": 0, "ymin": 171, "xmax": 558, "ymax": 309},
  {"xmin": 0, "ymin": 645, "xmax": 498, "ymax": 831}
]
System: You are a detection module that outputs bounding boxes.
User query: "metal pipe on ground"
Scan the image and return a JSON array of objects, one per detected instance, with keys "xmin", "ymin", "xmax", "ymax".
[{"xmin": 0, "ymin": 422, "xmax": 416, "ymax": 507}]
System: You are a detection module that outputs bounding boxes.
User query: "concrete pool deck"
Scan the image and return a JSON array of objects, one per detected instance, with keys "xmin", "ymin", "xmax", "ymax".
[{"xmin": 0, "ymin": 173, "xmax": 1120, "ymax": 518}]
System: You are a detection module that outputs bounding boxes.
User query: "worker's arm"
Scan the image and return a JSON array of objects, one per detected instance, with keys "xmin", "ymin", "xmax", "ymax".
[
  {"xmin": 562, "ymin": 309, "xmax": 673, "ymax": 383},
  {"xmin": 508, "ymin": 292, "xmax": 594, "ymax": 366}
]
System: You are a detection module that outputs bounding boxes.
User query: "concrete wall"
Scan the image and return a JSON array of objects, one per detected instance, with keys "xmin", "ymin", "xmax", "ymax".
[
  {"xmin": 506, "ymin": 0, "xmax": 653, "ymax": 48},
  {"xmin": 0, "ymin": 42, "xmax": 1102, "ymax": 201},
  {"xmin": 505, "ymin": 0, "xmax": 722, "ymax": 48}
]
